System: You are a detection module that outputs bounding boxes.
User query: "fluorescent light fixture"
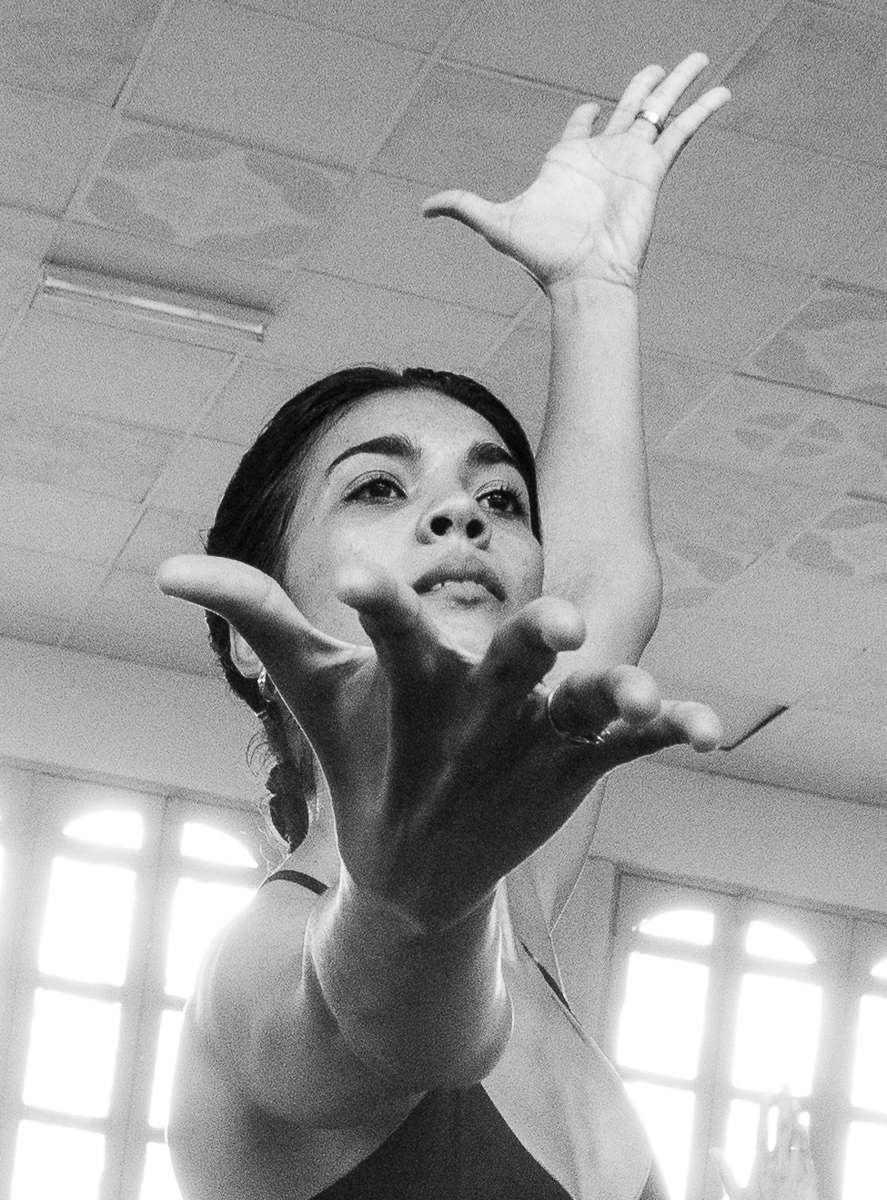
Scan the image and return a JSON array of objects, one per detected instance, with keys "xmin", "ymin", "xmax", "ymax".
[{"xmin": 40, "ymin": 264, "xmax": 268, "ymax": 342}]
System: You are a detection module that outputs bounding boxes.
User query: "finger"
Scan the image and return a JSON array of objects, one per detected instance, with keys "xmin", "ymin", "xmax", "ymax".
[
  {"xmin": 560, "ymin": 100, "xmax": 602, "ymax": 141},
  {"xmin": 550, "ymin": 664, "xmax": 662, "ymax": 741},
  {"xmin": 336, "ymin": 561, "xmax": 453, "ymax": 683},
  {"xmin": 422, "ymin": 188, "xmax": 501, "ymax": 236},
  {"xmin": 156, "ymin": 554, "xmax": 347, "ymax": 681},
  {"xmin": 604, "ymin": 63, "xmax": 667, "ymax": 134},
  {"xmin": 594, "ymin": 698, "xmax": 723, "ymax": 768},
  {"xmin": 655, "ymin": 84, "xmax": 731, "ymax": 163},
  {"xmin": 474, "ymin": 596, "xmax": 585, "ymax": 700},
  {"xmin": 709, "ymin": 1149, "xmax": 743, "ymax": 1200},
  {"xmin": 640, "ymin": 51, "xmax": 713, "ymax": 122}
]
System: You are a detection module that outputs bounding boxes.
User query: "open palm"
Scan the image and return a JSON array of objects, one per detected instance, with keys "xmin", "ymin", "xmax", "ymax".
[{"xmin": 424, "ymin": 54, "xmax": 730, "ymax": 290}]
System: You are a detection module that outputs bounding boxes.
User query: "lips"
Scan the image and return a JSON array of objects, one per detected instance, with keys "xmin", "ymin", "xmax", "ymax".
[{"xmin": 413, "ymin": 555, "xmax": 506, "ymax": 602}]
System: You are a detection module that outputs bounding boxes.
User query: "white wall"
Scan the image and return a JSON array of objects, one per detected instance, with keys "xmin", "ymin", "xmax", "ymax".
[{"xmin": 0, "ymin": 635, "xmax": 260, "ymax": 804}]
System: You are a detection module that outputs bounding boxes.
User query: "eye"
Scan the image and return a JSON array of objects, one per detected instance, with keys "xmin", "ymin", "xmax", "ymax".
[
  {"xmin": 477, "ymin": 483, "xmax": 527, "ymax": 518},
  {"xmin": 343, "ymin": 472, "xmax": 405, "ymax": 503}
]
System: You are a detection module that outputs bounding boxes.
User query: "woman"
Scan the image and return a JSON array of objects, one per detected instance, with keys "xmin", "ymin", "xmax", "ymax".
[{"xmin": 160, "ymin": 56, "xmax": 728, "ymax": 1200}]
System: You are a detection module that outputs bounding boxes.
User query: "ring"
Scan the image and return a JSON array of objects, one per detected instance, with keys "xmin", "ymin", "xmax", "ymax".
[
  {"xmin": 545, "ymin": 687, "xmax": 611, "ymax": 747},
  {"xmin": 635, "ymin": 109, "xmax": 666, "ymax": 136}
]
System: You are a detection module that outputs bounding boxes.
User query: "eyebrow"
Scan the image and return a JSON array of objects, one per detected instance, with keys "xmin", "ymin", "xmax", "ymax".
[{"xmin": 325, "ymin": 434, "xmax": 522, "ymax": 478}]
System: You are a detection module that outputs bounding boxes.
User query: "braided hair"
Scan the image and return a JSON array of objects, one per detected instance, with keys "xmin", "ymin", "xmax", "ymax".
[{"xmin": 205, "ymin": 366, "xmax": 541, "ymax": 851}]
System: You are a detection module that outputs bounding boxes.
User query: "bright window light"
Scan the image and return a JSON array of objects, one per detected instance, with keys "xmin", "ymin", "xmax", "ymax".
[
  {"xmin": 843, "ymin": 1122, "xmax": 887, "ymax": 1200},
  {"xmin": 23, "ymin": 990, "xmax": 121, "ymax": 1117},
  {"xmin": 745, "ymin": 921, "xmax": 816, "ymax": 964},
  {"xmin": 11, "ymin": 1122, "xmax": 105, "ymax": 1200},
  {"xmin": 871, "ymin": 957, "xmax": 887, "ymax": 981},
  {"xmin": 616, "ymin": 953, "xmax": 709, "ymax": 1080},
  {"xmin": 38, "ymin": 857, "xmax": 135, "ymax": 985},
  {"xmin": 731, "ymin": 973, "xmax": 822, "ymax": 1095},
  {"xmin": 180, "ymin": 821, "xmax": 257, "ymax": 868},
  {"xmin": 638, "ymin": 909, "xmax": 715, "ymax": 945},
  {"xmin": 140, "ymin": 1141, "xmax": 185, "ymax": 1200},
  {"xmin": 723, "ymin": 1099, "xmax": 810, "ymax": 1190},
  {"xmin": 165, "ymin": 878, "xmax": 254, "ymax": 998},
  {"xmin": 64, "ymin": 808, "xmax": 144, "ymax": 849},
  {"xmin": 149, "ymin": 1009, "xmax": 184, "ymax": 1129},
  {"xmin": 625, "ymin": 1082, "xmax": 695, "ymax": 1200},
  {"xmin": 851, "ymin": 995, "xmax": 887, "ymax": 1113}
]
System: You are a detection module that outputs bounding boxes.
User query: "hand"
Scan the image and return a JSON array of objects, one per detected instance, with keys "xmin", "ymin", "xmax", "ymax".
[
  {"xmin": 423, "ymin": 53, "xmax": 730, "ymax": 291},
  {"xmin": 712, "ymin": 1095, "xmax": 820, "ymax": 1200},
  {"xmin": 157, "ymin": 555, "xmax": 721, "ymax": 927}
]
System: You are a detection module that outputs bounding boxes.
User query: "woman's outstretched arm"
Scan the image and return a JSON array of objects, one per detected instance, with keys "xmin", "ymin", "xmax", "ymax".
[{"xmin": 425, "ymin": 56, "xmax": 730, "ymax": 927}]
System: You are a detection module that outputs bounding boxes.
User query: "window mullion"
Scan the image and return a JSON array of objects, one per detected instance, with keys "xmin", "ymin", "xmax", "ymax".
[
  {"xmin": 110, "ymin": 793, "xmax": 178, "ymax": 1200},
  {"xmin": 692, "ymin": 894, "xmax": 745, "ymax": 1200},
  {"xmin": 0, "ymin": 772, "xmax": 58, "ymax": 1200}
]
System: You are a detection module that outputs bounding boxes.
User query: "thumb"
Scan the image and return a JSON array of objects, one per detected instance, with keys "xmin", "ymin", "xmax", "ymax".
[
  {"xmin": 422, "ymin": 188, "xmax": 503, "ymax": 239},
  {"xmin": 710, "ymin": 1149, "xmax": 743, "ymax": 1200}
]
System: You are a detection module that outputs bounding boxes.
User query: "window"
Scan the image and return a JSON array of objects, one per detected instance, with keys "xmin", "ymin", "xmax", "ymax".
[
  {"xmin": 606, "ymin": 873, "xmax": 887, "ymax": 1200},
  {"xmin": 0, "ymin": 768, "xmax": 271, "ymax": 1200}
]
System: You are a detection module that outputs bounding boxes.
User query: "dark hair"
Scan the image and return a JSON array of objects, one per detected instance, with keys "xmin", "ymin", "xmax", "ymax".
[{"xmin": 205, "ymin": 365, "xmax": 541, "ymax": 850}]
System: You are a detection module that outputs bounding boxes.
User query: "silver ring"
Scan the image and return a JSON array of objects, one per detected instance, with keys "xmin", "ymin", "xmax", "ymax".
[
  {"xmin": 635, "ymin": 109, "xmax": 666, "ymax": 136},
  {"xmin": 545, "ymin": 687, "xmax": 611, "ymax": 747}
]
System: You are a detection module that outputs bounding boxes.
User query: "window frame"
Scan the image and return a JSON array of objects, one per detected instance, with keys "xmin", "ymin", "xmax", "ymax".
[
  {"xmin": 0, "ymin": 764, "xmax": 274, "ymax": 1200},
  {"xmin": 604, "ymin": 868, "xmax": 887, "ymax": 1200}
]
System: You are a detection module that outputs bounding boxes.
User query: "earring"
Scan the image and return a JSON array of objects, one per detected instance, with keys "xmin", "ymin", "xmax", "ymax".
[{"xmin": 257, "ymin": 668, "xmax": 277, "ymax": 703}]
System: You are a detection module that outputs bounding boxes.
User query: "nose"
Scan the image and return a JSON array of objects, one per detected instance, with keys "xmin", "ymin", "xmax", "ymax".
[{"xmin": 417, "ymin": 492, "xmax": 491, "ymax": 547}]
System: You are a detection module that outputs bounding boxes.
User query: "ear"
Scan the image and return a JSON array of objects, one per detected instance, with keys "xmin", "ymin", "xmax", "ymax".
[{"xmin": 228, "ymin": 627, "xmax": 264, "ymax": 680}]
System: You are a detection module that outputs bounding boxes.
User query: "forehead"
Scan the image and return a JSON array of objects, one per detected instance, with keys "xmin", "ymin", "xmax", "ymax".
[{"xmin": 314, "ymin": 387, "xmax": 508, "ymax": 462}]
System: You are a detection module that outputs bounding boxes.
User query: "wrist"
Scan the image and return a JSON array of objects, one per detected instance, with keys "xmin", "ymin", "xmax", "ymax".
[{"xmin": 544, "ymin": 274, "xmax": 641, "ymax": 313}]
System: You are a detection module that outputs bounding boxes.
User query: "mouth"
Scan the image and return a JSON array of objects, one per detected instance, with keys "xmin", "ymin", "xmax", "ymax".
[{"xmin": 413, "ymin": 557, "xmax": 506, "ymax": 604}]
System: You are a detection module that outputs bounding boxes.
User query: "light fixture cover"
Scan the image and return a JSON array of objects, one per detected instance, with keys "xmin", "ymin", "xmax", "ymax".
[{"xmin": 39, "ymin": 264, "xmax": 269, "ymax": 342}]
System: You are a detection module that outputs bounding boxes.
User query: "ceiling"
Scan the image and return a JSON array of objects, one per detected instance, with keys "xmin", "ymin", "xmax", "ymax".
[{"xmin": 0, "ymin": 0, "xmax": 885, "ymax": 806}]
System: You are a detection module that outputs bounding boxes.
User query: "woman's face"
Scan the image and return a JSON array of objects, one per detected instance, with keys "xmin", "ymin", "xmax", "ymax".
[{"xmin": 281, "ymin": 388, "xmax": 544, "ymax": 655}]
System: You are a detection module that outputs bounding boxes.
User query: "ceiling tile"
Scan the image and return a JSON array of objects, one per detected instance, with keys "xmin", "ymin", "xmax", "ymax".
[
  {"xmin": 722, "ymin": 1, "xmax": 887, "ymax": 166},
  {"xmin": 655, "ymin": 127, "xmax": 884, "ymax": 275},
  {"xmin": 147, "ymin": 436, "xmax": 245, "ymax": 520},
  {"xmin": 797, "ymin": 643, "xmax": 887, "ymax": 724},
  {"xmin": 0, "ymin": 309, "xmax": 234, "ymax": 431},
  {"xmin": 240, "ymin": 0, "xmax": 465, "ymax": 50},
  {"xmin": 0, "ymin": 86, "xmax": 117, "ymax": 215},
  {"xmin": 641, "ymin": 351, "xmax": 727, "ymax": 449},
  {"xmin": 781, "ymin": 495, "xmax": 887, "ymax": 588},
  {"xmin": 0, "ymin": 207, "xmax": 58, "ymax": 311},
  {"xmin": 642, "ymin": 603, "xmax": 852, "ymax": 702},
  {"xmin": 117, "ymin": 507, "xmax": 209, "ymax": 576},
  {"xmin": 202, "ymin": 359, "xmax": 311, "ymax": 445},
  {"xmin": 648, "ymin": 455, "xmax": 836, "ymax": 610},
  {"xmin": 126, "ymin": 0, "xmax": 425, "ymax": 167},
  {"xmin": 0, "ymin": 396, "xmax": 178, "ymax": 501},
  {"xmin": 307, "ymin": 173, "xmax": 538, "ymax": 316},
  {"xmin": 640, "ymin": 243, "xmax": 817, "ymax": 366},
  {"xmin": 51, "ymin": 220, "xmax": 292, "ymax": 314},
  {"xmin": 376, "ymin": 64, "xmax": 586, "ymax": 198},
  {"xmin": 0, "ymin": 475, "xmax": 140, "ymax": 563},
  {"xmin": 829, "ymin": 228, "xmax": 887, "ymax": 294},
  {"xmin": 661, "ymin": 374, "xmax": 887, "ymax": 496},
  {"xmin": 447, "ymin": 0, "xmax": 776, "ymax": 95},
  {"xmin": 263, "ymin": 272, "xmax": 512, "ymax": 375},
  {"xmin": 0, "ymin": 0, "xmax": 162, "ymax": 104},
  {"xmin": 747, "ymin": 285, "xmax": 887, "ymax": 406},
  {"xmin": 475, "ymin": 319, "xmax": 549, "ymax": 448},
  {"xmin": 65, "ymin": 567, "xmax": 217, "ymax": 675},
  {"xmin": 0, "ymin": 545, "xmax": 102, "ymax": 647},
  {"xmin": 673, "ymin": 706, "xmax": 887, "ymax": 805},
  {"xmin": 695, "ymin": 553, "xmax": 887, "ymax": 654},
  {"xmin": 74, "ymin": 119, "xmax": 348, "ymax": 269}
]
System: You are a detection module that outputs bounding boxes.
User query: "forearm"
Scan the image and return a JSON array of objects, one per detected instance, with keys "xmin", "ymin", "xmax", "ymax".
[
  {"xmin": 536, "ymin": 278, "xmax": 661, "ymax": 661},
  {"xmin": 305, "ymin": 865, "xmax": 512, "ymax": 1090}
]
